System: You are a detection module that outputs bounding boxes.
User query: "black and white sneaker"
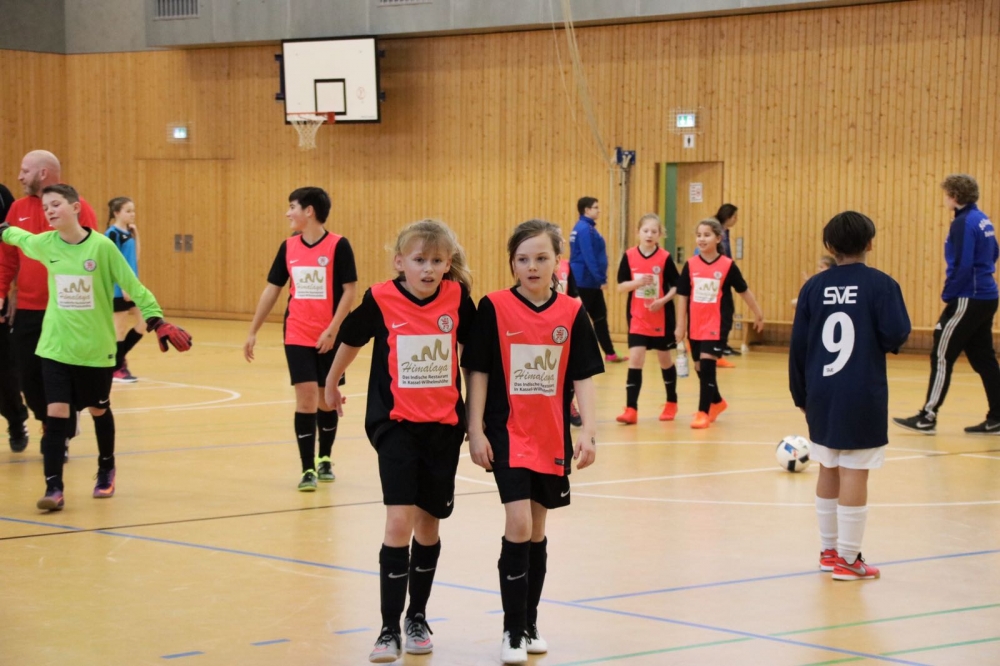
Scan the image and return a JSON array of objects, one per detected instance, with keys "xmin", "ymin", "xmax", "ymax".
[
  {"xmin": 892, "ymin": 413, "xmax": 936, "ymax": 435},
  {"xmin": 964, "ymin": 418, "xmax": 1000, "ymax": 435}
]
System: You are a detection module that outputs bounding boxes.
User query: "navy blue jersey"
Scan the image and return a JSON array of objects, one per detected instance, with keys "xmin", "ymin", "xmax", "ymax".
[{"xmin": 789, "ymin": 263, "xmax": 911, "ymax": 449}]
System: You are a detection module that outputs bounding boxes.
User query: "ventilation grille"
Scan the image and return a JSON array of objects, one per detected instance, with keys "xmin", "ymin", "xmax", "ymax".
[
  {"xmin": 154, "ymin": 0, "xmax": 199, "ymax": 20},
  {"xmin": 377, "ymin": 0, "xmax": 432, "ymax": 6}
]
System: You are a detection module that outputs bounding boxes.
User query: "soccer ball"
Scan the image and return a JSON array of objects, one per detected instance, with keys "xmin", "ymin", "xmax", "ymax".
[{"xmin": 776, "ymin": 436, "xmax": 811, "ymax": 472}]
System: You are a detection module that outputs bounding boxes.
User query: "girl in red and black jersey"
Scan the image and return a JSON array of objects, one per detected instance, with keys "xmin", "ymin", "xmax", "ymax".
[
  {"xmin": 244, "ymin": 187, "xmax": 357, "ymax": 490},
  {"xmin": 675, "ymin": 218, "xmax": 764, "ymax": 429},
  {"xmin": 615, "ymin": 213, "xmax": 680, "ymax": 424},
  {"xmin": 324, "ymin": 220, "xmax": 475, "ymax": 663},
  {"xmin": 463, "ymin": 220, "xmax": 603, "ymax": 665}
]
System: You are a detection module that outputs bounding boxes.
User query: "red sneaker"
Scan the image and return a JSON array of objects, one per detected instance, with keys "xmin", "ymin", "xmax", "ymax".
[
  {"xmin": 605, "ymin": 354, "xmax": 628, "ymax": 363},
  {"xmin": 717, "ymin": 357, "xmax": 736, "ymax": 369},
  {"xmin": 832, "ymin": 553, "xmax": 880, "ymax": 580},
  {"xmin": 708, "ymin": 399, "xmax": 728, "ymax": 422},
  {"xmin": 819, "ymin": 548, "xmax": 838, "ymax": 572},
  {"xmin": 659, "ymin": 402, "xmax": 678, "ymax": 421},
  {"xmin": 691, "ymin": 412, "xmax": 711, "ymax": 429},
  {"xmin": 616, "ymin": 407, "xmax": 638, "ymax": 425}
]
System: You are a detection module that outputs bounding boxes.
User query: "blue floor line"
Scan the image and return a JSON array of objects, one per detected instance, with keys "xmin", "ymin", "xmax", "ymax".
[
  {"xmin": 161, "ymin": 651, "xmax": 204, "ymax": 659},
  {"xmin": 5, "ymin": 514, "xmax": 992, "ymax": 666},
  {"xmin": 251, "ymin": 638, "xmax": 290, "ymax": 646},
  {"xmin": 573, "ymin": 548, "xmax": 1000, "ymax": 603}
]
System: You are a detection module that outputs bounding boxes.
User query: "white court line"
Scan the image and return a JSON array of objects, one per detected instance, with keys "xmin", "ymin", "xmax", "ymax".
[
  {"xmin": 961, "ymin": 453, "xmax": 1000, "ymax": 461},
  {"xmin": 114, "ymin": 392, "xmax": 368, "ymax": 414},
  {"xmin": 455, "ymin": 451, "xmax": 1000, "ymax": 506}
]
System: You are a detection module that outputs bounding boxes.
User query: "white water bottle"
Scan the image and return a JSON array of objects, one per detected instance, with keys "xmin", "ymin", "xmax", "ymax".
[{"xmin": 676, "ymin": 347, "xmax": 690, "ymax": 378}]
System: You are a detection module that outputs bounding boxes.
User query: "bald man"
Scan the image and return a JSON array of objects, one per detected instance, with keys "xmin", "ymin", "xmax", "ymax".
[{"xmin": 0, "ymin": 151, "xmax": 98, "ymax": 447}]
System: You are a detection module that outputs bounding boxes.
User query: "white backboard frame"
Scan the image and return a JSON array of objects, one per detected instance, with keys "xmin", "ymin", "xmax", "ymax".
[{"xmin": 281, "ymin": 37, "xmax": 380, "ymax": 123}]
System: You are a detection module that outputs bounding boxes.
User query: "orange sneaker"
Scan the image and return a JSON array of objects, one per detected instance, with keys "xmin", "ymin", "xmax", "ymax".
[
  {"xmin": 659, "ymin": 402, "xmax": 678, "ymax": 421},
  {"xmin": 717, "ymin": 357, "xmax": 736, "ymax": 369},
  {"xmin": 708, "ymin": 399, "xmax": 728, "ymax": 422},
  {"xmin": 832, "ymin": 553, "xmax": 880, "ymax": 580},
  {"xmin": 819, "ymin": 548, "xmax": 838, "ymax": 572},
  {"xmin": 691, "ymin": 411, "xmax": 711, "ymax": 429},
  {"xmin": 616, "ymin": 407, "xmax": 638, "ymax": 425}
]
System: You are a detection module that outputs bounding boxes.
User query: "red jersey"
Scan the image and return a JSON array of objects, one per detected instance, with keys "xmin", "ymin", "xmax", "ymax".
[
  {"xmin": 0, "ymin": 194, "xmax": 99, "ymax": 310},
  {"xmin": 370, "ymin": 279, "xmax": 463, "ymax": 426},
  {"xmin": 556, "ymin": 259, "xmax": 571, "ymax": 294},
  {"xmin": 624, "ymin": 246, "xmax": 670, "ymax": 336},
  {"xmin": 686, "ymin": 254, "xmax": 733, "ymax": 340},
  {"xmin": 489, "ymin": 289, "xmax": 582, "ymax": 476},
  {"xmin": 283, "ymin": 232, "xmax": 342, "ymax": 346}
]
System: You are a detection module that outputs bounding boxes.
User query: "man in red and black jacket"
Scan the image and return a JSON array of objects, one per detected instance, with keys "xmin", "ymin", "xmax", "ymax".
[
  {"xmin": 0, "ymin": 181, "xmax": 30, "ymax": 451},
  {"xmin": 0, "ymin": 151, "xmax": 98, "ymax": 444}
]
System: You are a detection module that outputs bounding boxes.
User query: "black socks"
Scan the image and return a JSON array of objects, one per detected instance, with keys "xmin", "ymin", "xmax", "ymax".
[
  {"xmin": 317, "ymin": 409, "xmax": 338, "ymax": 459},
  {"xmin": 293, "ymin": 412, "xmax": 317, "ymax": 471},
  {"xmin": 625, "ymin": 369, "xmax": 642, "ymax": 409},
  {"xmin": 662, "ymin": 366, "xmax": 678, "ymax": 403},
  {"xmin": 379, "ymin": 544, "xmax": 410, "ymax": 633},
  {"xmin": 498, "ymin": 537, "xmax": 530, "ymax": 634},
  {"xmin": 406, "ymin": 538, "xmax": 441, "ymax": 619},
  {"xmin": 92, "ymin": 409, "xmax": 115, "ymax": 469}
]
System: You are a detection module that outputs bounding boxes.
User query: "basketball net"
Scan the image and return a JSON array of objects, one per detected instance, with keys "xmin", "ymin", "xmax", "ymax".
[{"xmin": 289, "ymin": 113, "xmax": 333, "ymax": 150}]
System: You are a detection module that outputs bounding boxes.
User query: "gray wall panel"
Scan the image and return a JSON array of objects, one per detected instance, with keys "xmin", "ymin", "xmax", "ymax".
[
  {"xmin": 0, "ymin": 0, "xmax": 65, "ymax": 54},
  {"xmin": 65, "ymin": 0, "xmax": 146, "ymax": 53}
]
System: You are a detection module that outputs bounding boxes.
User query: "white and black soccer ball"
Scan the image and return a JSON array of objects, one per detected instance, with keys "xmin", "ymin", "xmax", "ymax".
[{"xmin": 776, "ymin": 436, "xmax": 811, "ymax": 472}]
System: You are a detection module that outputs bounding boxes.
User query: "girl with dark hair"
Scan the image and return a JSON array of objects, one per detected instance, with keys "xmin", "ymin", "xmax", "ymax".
[
  {"xmin": 464, "ymin": 219, "xmax": 603, "ymax": 664},
  {"xmin": 105, "ymin": 196, "xmax": 144, "ymax": 382}
]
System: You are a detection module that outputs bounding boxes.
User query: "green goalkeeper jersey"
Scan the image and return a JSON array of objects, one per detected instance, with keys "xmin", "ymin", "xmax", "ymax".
[{"xmin": 2, "ymin": 227, "xmax": 163, "ymax": 367}]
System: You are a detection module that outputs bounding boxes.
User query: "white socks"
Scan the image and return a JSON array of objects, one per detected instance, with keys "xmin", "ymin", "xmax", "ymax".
[
  {"xmin": 815, "ymin": 496, "xmax": 838, "ymax": 551},
  {"xmin": 837, "ymin": 504, "xmax": 869, "ymax": 563}
]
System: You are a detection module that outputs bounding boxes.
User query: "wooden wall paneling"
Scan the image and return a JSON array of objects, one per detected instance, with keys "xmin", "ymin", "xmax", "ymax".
[{"xmin": 5, "ymin": 0, "xmax": 997, "ymax": 345}]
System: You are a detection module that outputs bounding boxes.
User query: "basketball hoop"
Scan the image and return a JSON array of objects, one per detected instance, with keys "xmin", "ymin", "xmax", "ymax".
[{"xmin": 288, "ymin": 112, "xmax": 334, "ymax": 150}]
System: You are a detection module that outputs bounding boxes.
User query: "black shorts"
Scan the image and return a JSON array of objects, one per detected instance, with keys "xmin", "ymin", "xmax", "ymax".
[
  {"xmin": 41, "ymin": 359, "xmax": 114, "ymax": 410},
  {"xmin": 284, "ymin": 344, "xmax": 342, "ymax": 387},
  {"xmin": 113, "ymin": 297, "xmax": 135, "ymax": 313},
  {"xmin": 627, "ymin": 332, "xmax": 677, "ymax": 351},
  {"xmin": 493, "ymin": 466, "xmax": 571, "ymax": 510},
  {"xmin": 375, "ymin": 422, "xmax": 464, "ymax": 519},
  {"xmin": 689, "ymin": 339, "xmax": 725, "ymax": 358}
]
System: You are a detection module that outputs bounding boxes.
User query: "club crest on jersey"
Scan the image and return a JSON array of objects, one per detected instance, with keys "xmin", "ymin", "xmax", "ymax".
[
  {"xmin": 652, "ymin": 266, "xmax": 661, "ymax": 274},
  {"xmin": 552, "ymin": 326, "xmax": 569, "ymax": 344},
  {"xmin": 317, "ymin": 255, "xmax": 329, "ymax": 266},
  {"xmin": 83, "ymin": 259, "xmax": 97, "ymax": 272},
  {"xmin": 438, "ymin": 314, "xmax": 454, "ymax": 333},
  {"xmin": 713, "ymin": 271, "xmax": 722, "ymax": 279}
]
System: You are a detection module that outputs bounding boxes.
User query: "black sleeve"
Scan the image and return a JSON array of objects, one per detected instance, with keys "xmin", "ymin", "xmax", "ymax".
[
  {"xmin": 0, "ymin": 184, "xmax": 13, "ymax": 222},
  {"xmin": 663, "ymin": 256, "xmax": 679, "ymax": 289},
  {"xmin": 456, "ymin": 286, "xmax": 477, "ymax": 347},
  {"xmin": 566, "ymin": 269, "xmax": 579, "ymax": 298},
  {"xmin": 675, "ymin": 262, "xmax": 691, "ymax": 296},
  {"xmin": 266, "ymin": 241, "xmax": 290, "ymax": 286},
  {"xmin": 338, "ymin": 288, "xmax": 380, "ymax": 347},
  {"xmin": 727, "ymin": 262, "xmax": 749, "ymax": 294},
  {"xmin": 616, "ymin": 254, "xmax": 631, "ymax": 284},
  {"xmin": 334, "ymin": 237, "xmax": 358, "ymax": 284},
  {"xmin": 460, "ymin": 296, "xmax": 498, "ymax": 373},
  {"xmin": 567, "ymin": 306, "xmax": 605, "ymax": 381}
]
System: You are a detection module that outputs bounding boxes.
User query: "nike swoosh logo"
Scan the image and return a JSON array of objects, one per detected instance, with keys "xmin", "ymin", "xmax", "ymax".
[
  {"xmin": 914, "ymin": 422, "xmax": 934, "ymax": 429},
  {"xmin": 388, "ymin": 572, "xmax": 408, "ymax": 579},
  {"xmin": 560, "ymin": 490, "xmax": 570, "ymax": 498},
  {"xmin": 289, "ymin": 259, "xmax": 299, "ymax": 264},
  {"xmin": 506, "ymin": 331, "xmax": 522, "ymax": 337},
  {"xmin": 446, "ymin": 498, "xmax": 454, "ymax": 506},
  {"xmin": 321, "ymin": 427, "xmax": 337, "ymax": 432},
  {"xmin": 392, "ymin": 322, "xmax": 408, "ymax": 329},
  {"xmin": 49, "ymin": 259, "xmax": 60, "ymax": 263},
  {"xmin": 415, "ymin": 566, "xmax": 436, "ymax": 573},
  {"xmin": 297, "ymin": 434, "xmax": 310, "ymax": 439},
  {"xmin": 19, "ymin": 217, "xmax": 29, "ymax": 222},
  {"xmin": 506, "ymin": 573, "xmax": 526, "ymax": 581},
  {"xmin": 99, "ymin": 399, "xmax": 110, "ymax": 405}
]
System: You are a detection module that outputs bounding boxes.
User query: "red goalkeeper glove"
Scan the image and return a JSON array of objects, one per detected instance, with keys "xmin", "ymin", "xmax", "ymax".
[{"xmin": 146, "ymin": 318, "xmax": 193, "ymax": 352}]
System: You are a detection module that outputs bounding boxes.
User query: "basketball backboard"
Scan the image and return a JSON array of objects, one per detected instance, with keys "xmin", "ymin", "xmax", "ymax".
[{"xmin": 279, "ymin": 37, "xmax": 380, "ymax": 123}]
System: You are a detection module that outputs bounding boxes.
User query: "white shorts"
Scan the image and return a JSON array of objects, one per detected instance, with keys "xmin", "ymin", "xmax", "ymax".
[{"xmin": 811, "ymin": 442, "xmax": 886, "ymax": 470}]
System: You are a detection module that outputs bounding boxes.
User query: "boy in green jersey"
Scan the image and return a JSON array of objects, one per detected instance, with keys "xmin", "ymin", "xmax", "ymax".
[{"xmin": 0, "ymin": 184, "xmax": 192, "ymax": 511}]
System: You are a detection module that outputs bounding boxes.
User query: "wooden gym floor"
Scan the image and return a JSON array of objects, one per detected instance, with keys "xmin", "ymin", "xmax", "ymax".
[{"xmin": 2, "ymin": 318, "xmax": 998, "ymax": 665}]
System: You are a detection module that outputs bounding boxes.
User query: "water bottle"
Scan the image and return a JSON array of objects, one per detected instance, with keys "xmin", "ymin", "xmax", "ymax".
[{"xmin": 676, "ymin": 346, "xmax": 690, "ymax": 378}]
